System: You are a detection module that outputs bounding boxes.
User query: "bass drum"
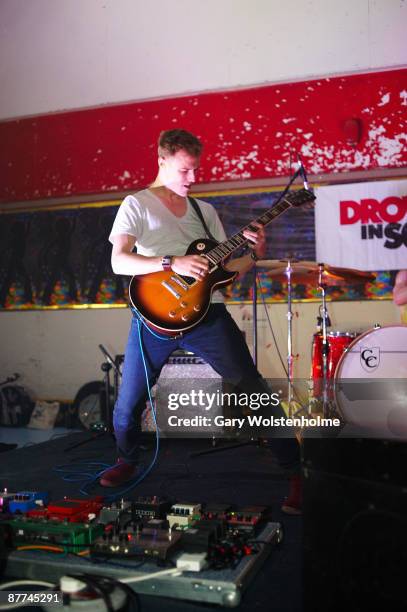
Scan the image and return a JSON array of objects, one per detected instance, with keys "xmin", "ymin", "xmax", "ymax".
[{"xmin": 334, "ymin": 325, "xmax": 407, "ymax": 437}]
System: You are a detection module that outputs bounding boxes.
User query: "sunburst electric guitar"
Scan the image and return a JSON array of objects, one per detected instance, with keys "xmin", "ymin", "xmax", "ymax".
[{"xmin": 129, "ymin": 188, "xmax": 316, "ymax": 335}]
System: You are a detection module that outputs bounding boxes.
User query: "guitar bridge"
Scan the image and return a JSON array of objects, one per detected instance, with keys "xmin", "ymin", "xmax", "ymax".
[{"xmin": 170, "ymin": 275, "xmax": 189, "ymax": 291}]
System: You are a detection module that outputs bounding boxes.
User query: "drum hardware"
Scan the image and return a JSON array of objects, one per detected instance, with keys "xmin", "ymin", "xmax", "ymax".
[
  {"xmin": 252, "ymin": 263, "xmax": 258, "ymax": 366},
  {"xmin": 311, "ymin": 332, "xmax": 358, "ymax": 386},
  {"xmin": 189, "ymin": 176, "xmax": 316, "ymax": 456},
  {"xmin": 257, "ymin": 258, "xmax": 302, "ymax": 416},
  {"xmin": 258, "ymin": 259, "xmax": 376, "ymax": 422},
  {"xmin": 284, "ymin": 260, "xmax": 300, "ymax": 417},
  {"xmin": 314, "ymin": 263, "xmax": 376, "ymax": 419},
  {"xmin": 317, "ymin": 263, "xmax": 333, "ymax": 418},
  {"xmin": 316, "ymin": 309, "xmax": 331, "ymax": 331},
  {"xmin": 314, "ymin": 263, "xmax": 362, "ymax": 419}
]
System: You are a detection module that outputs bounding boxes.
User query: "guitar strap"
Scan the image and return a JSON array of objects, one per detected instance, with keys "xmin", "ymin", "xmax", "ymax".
[{"xmin": 188, "ymin": 197, "xmax": 217, "ymax": 242}]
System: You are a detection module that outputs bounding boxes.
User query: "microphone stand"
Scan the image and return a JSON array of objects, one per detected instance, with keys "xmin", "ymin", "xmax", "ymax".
[
  {"xmin": 285, "ymin": 260, "xmax": 295, "ymax": 416},
  {"xmin": 190, "ymin": 166, "xmax": 305, "ymax": 459},
  {"xmin": 250, "ymin": 163, "xmax": 304, "ymax": 364},
  {"xmin": 98, "ymin": 344, "xmax": 122, "ymax": 431},
  {"xmin": 65, "ymin": 344, "xmax": 121, "ymax": 452},
  {"xmin": 252, "ymin": 264, "xmax": 258, "ymax": 366}
]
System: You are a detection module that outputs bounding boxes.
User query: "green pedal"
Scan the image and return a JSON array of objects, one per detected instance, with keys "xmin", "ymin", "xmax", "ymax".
[{"xmin": 4, "ymin": 517, "xmax": 103, "ymax": 552}]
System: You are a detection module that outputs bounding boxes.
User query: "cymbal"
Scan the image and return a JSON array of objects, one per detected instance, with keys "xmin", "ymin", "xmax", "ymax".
[
  {"xmin": 257, "ymin": 259, "xmax": 314, "ymax": 270},
  {"xmin": 256, "ymin": 260, "xmax": 376, "ymax": 285}
]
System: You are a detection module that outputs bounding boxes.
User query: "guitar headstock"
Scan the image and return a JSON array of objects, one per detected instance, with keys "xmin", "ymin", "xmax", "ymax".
[{"xmin": 284, "ymin": 188, "xmax": 316, "ymax": 208}]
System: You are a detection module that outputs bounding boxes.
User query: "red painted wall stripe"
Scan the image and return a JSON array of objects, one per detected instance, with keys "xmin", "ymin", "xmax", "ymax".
[{"xmin": 0, "ymin": 68, "xmax": 406, "ymax": 203}]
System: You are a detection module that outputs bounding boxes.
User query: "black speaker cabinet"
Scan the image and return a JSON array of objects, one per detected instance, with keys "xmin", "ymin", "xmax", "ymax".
[{"xmin": 302, "ymin": 439, "xmax": 407, "ymax": 612}]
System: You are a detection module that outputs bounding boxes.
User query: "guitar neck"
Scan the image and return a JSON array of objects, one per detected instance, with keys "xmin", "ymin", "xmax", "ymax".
[{"xmin": 206, "ymin": 194, "xmax": 293, "ymax": 266}]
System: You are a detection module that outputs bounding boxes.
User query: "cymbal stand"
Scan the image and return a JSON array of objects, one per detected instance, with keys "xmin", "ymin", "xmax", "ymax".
[
  {"xmin": 318, "ymin": 263, "xmax": 332, "ymax": 417},
  {"xmin": 252, "ymin": 263, "xmax": 258, "ymax": 366},
  {"xmin": 285, "ymin": 260, "xmax": 296, "ymax": 416},
  {"xmin": 250, "ymin": 165, "xmax": 304, "ymax": 370}
]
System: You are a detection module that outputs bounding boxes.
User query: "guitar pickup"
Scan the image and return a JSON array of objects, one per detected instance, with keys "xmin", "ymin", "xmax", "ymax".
[
  {"xmin": 161, "ymin": 281, "xmax": 181, "ymax": 299},
  {"xmin": 170, "ymin": 275, "xmax": 189, "ymax": 291}
]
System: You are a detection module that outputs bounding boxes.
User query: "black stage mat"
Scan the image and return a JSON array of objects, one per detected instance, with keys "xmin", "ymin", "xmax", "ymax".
[{"xmin": 0, "ymin": 432, "xmax": 302, "ymax": 612}]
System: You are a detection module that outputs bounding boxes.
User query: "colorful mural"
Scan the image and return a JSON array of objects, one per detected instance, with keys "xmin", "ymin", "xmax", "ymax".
[{"xmin": 0, "ymin": 189, "xmax": 394, "ymax": 310}]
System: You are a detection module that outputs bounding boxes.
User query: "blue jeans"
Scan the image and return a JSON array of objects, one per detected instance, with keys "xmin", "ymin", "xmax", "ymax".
[{"xmin": 113, "ymin": 304, "xmax": 300, "ymax": 470}]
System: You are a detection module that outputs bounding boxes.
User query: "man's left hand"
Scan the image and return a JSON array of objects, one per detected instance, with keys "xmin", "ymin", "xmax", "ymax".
[{"xmin": 243, "ymin": 222, "xmax": 266, "ymax": 260}]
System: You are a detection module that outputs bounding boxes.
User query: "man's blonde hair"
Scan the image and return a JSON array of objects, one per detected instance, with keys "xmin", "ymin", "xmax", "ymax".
[{"xmin": 158, "ymin": 129, "xmax": 203, "ymax": 158}]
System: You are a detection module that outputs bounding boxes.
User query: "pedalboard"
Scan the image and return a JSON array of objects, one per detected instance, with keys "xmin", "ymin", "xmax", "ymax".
[
  {"xmin": 1, "ymin": 491, "xmax": 274, "ymax": 578},
  {"xmin": 4, "ymin": 522, "xmax": 283, "ymax": 608},
  {"xmin": 0, "ymin": 486, "xmax": 282, "ymax": 608}
]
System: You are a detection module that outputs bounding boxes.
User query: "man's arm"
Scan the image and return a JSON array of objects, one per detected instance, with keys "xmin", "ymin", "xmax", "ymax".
[
  {"xmin": 393, "ymin": 270, "xmax": 407, "ymax": 306},
  {"xmin": 111, "ymin": 234, "xmax": 209, "ymax": 281}
]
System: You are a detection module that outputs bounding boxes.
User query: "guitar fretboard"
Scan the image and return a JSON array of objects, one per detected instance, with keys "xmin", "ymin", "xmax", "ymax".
[{"xmin": 206, "ymin": 196, "xmax": 293, "ymax": 266}]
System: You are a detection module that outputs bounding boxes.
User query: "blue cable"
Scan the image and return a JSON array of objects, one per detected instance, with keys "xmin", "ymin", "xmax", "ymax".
[
  {"xmin": 54, "ymin": 462, "xmax": 111, "ymax": 484},
  {"xmin": 96, "ymin": 317, "xmax": 172, "ymax": 499},
  {"xmin": 103, "ymin": 317, "xmax": 163, "ymax": 502},
  {"xmin": 55, "ymin": 314, "xmax": 175, "ymax": 500},
  {"xmin": 132, "ymin": 307, "xmax": 180, "ymax": 342},
  {"xmin": 53, "ymin": 461, "xmax": 112, "ymax": 497},
  {"xmin": 105, "ymin": 315, "xmax": 182, "ymax": 500}
]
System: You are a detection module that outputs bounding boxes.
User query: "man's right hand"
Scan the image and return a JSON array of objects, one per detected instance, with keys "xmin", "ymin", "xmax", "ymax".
[{"xmin": 171, "ymin": 255, "xmax": 209, "ymax": 281}]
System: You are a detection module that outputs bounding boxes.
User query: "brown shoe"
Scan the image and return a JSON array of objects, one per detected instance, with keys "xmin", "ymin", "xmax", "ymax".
[
  {"xmin": 99, "ymin": 458, "xmax": 139, "ymax": 487},
  {"xmin": 281, "ymin": 474, "xmax": 302, "ymax": 515}
]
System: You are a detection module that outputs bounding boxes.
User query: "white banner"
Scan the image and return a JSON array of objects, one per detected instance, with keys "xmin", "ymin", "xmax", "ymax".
[{"xmin": 314, "ymin": 179, "xmax": 407, "ymax": 271}]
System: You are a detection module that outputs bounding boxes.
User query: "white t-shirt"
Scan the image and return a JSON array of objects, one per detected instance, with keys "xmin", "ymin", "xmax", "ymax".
[
  {"xmin": 109, "ymin": 189, "xmax": 227, "ymax": 255},
  {"xmin": 109, "ymin": 189, "xmax": 228, "ymax": 302}
]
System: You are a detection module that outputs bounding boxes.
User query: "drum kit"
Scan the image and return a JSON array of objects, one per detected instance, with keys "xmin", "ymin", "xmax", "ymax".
[{"xmin": 257, "ymin": 259, "xmax": 407, "ymax": 437}]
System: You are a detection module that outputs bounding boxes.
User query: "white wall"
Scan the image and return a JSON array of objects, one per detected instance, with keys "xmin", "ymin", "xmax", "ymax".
[
  {"xmin": 1, "ymin": 0, "xmax": 406, "ymax": 119},
  {"xmin": 0, "ymin": 300, "xmax": 401, "ymax": 401},
  {"xmin": 0, "ymin": 0, "xmax": 405, "ymax": 407}
]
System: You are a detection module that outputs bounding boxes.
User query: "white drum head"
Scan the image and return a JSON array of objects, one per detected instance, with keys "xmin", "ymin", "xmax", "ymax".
[{"xmin": 335, "ymin": 325, "xmax": 407, "ymax": 437}]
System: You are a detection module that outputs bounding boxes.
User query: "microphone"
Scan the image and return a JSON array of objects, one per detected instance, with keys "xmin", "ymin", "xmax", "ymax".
[{"xmin": 297, "ymin": 154, "xmax": 309, "ymax": 190}]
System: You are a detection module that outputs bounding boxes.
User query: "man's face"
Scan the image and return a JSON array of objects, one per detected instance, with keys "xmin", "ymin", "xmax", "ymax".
[{"xmin": 159, "ymin": 149, "xmax": 200, "ymax": 197}]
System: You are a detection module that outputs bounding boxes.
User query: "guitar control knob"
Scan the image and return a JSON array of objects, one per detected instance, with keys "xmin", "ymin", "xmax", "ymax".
[
  {"xmin": 181, "ymin": 314, "xmax": 189, "ymax": 322},
  {"xmin": 169, "ymin": 311, "xmax": 176, "ymax": 318},
  {"xmin": 180, "ymin": 301, "xmax": 187, "ymax": 308},
  {"xmin": 193, "ymin": 304, "xmax": 201, "ymax": 312}
]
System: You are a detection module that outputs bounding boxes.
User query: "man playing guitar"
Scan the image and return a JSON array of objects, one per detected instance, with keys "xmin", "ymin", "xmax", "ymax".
[{"xmin": 103, "ymin": 129, "xmax": 302, "ymax": 514}]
